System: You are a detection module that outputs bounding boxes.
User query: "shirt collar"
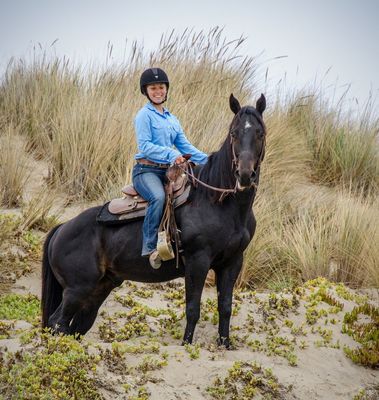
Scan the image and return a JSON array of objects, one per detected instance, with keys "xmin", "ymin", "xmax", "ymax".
[{"xmin": 146, "ymin": 102, "xmax": 170, "ymax": 116}]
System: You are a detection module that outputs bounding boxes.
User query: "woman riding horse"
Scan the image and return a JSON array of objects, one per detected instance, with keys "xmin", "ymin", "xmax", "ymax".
[
  {"xmin": 41, "ymin": 90, "xmax": 266, "ymax": 348},
  {"xmin": 133, "ymin": 68, "xmax": 208, "ymax": 268}
]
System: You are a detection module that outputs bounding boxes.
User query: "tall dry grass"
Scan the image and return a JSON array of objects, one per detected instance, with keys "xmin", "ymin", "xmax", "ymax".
[
  {"xmin": 241, "ymin": 184, "xmax": 379, "ymax": 289},
  {"xmin": 0, "ymin": 27, "xmax": 378, "ymax": 288},
  {"xmin": 0, "ymin": 57, "xmax": 83, "ymax": 157},
  {"xmin": 0, "ymin": 28, "xmax": 256, "ymax": 200},
  {"xmin": 0, "ymin": 125, "xmax": 30, "ymax": 207},
  {"xmin": 19, "ymin": 188, "xmax": 61, "ymax": 232},
  {"xmin": 288, "ymin": 94, "xmax": 379, "ymax": 195}
]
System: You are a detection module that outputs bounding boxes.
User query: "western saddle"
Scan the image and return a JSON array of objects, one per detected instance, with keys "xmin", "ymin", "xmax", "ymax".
[{"xmin": 107, "ymin": 163, "xmax": 190, "ymax": 220}]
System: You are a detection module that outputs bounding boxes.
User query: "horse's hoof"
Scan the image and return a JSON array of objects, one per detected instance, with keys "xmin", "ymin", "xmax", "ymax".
[
  {"xmin": 217, "ymin": 336, "xmax": 230, "ymax": 349},
  {"xmin": 47, "ymin": 323, "xmax": 61, "ymax": 335}
]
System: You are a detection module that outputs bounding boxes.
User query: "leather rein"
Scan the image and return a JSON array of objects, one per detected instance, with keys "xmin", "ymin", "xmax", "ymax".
[{"xmin": 178, "ymin": 160, "xmax": 239, "ymax": 197}]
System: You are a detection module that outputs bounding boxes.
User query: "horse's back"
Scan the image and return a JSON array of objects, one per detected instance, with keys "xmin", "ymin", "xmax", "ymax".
[{"xmin": 51, "ymin": 206, "xmax": 101, "ymax": 248}]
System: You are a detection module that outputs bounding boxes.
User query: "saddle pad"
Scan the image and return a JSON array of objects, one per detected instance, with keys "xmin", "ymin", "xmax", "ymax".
[
  {"xmin": 96, "ymin": 201, "xmax": 146, "ymax": 225},
  {"xmin": 96, "ymin": 186, "xmax": 191, "ymax": 226}
]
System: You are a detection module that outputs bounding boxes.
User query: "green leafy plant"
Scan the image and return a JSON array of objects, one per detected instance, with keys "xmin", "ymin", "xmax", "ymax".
[
  {"xmin": 0, "ymin": 293, "xmax": 40, "ymax": 322},
  {"xmin": 0, "ymin": 332, "xmax": 101, "ymax": 399},
  {"xmin": 342, "ymin": 303, "xmax": 379, "ymax": 368},
  {"xmin": 184, "ymin": 343, "xmax": 201, "ymax": 360},
  {"xmin": 206, "ymin": 361, "xmax": 291, "ymax": 399}
]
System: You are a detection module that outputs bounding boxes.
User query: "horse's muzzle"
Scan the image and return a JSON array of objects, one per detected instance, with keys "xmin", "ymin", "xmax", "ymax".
[
  {"xmin": 235, "ymin": 168, "xmax": 257, "ymax": 189},
  {"xmin": 235, "ymin": 152, "xmax": 259, "ymax": 189}
]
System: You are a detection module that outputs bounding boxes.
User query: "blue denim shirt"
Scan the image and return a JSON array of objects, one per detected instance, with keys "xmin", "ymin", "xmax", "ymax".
[{"xmin": 134, "ymin": 102, "xmax": 208, "ymax": 165}]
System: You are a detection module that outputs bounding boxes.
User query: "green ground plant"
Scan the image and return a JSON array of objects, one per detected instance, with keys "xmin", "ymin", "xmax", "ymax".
[
  {"xmin": 0, "ymin": 320, "xmax": 14, "ymax": 339},
  {"xmin": 0, "ymin": 214, "xmax": 43, "ymax": 291},
  {"xmin": 184, "ymin": 343, "xmax": 201, "ymax": 360},
  {"xmin": 342, "ymin": 303, "xmax": 379, "ymax": 368},
  {"xmin": 206, "ymin": 360, "xmax": 291, "ymax": 399},
  {"xmin": 0, "ymin": 332, "xmax": 102, "ymax": 399},
  {"xmin": 98, "ymin": 308, "xmax": 153, "ymax": 342},
  {"xmin": 0, "ymin": 293, "xmax": 40, "ymax": 322}
]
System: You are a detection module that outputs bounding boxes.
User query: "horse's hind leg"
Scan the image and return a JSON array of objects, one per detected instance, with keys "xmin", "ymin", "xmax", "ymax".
[
  {"xmin": 47, "ymin": 286, "xmax": 95, "ymax": 334},
  {"xmin": 69, "ymin": 276, "xmax": 122, "ymax": 335},
  {"xmin": 45, "ymin": 303, "xmax": 63, "ymax": 331}
]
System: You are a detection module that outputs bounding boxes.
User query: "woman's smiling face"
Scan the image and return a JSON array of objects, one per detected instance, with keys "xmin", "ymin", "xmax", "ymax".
[{"xmin": 146, "ymin": 83, "xmax": 167, "ymax": 104}]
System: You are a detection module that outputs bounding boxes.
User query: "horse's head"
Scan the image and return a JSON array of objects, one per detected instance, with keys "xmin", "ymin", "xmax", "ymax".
[{"xmin": 229, "ymin": 93, "xmax": 266, "ymax": 190}]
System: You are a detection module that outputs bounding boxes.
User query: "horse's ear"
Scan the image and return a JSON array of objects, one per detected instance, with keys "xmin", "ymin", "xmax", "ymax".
[
  {"xmin": 229, "ymin": 93, "xmax": 241, "ymax": 114},
  {"xmin": 256, "ymin": 94, "xmax": 266, "ymax": 115}
]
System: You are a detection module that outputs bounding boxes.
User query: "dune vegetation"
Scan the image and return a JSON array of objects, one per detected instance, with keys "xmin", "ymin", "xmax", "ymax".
[
  {"xmin": 0, "ymin": 27, "xmax": 378, "ymax": 289},
  {"xmin": 0, "ymin": 28, "xmax": 379, "ymax": 400}
]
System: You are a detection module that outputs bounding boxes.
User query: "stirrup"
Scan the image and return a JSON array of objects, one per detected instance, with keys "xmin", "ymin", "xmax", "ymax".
[{"xmin": 157, "ymin": 230, "xmax": 175, "ymax": 261}]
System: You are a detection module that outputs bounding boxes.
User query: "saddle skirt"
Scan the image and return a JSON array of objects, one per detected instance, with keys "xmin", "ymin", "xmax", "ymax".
[{"xmin": 96, "ymin": 167, "xmax": 191, "ymax": 225}]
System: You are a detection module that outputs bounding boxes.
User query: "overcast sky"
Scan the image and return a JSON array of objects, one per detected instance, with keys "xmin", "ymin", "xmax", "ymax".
[{"xmin": 1, "ymin": 0, "xmax": 378, "ymax": 112}]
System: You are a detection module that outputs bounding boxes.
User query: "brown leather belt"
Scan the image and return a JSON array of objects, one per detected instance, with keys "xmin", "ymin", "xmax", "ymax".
[{"xmin": 137, "ymin": 158, "xmax": 170, "ymax": 169}]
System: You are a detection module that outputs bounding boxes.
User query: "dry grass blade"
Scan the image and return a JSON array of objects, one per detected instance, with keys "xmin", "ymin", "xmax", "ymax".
[
  {"xmin": 19, "ymin": 189, "xmax": 60, "ymax": 232},
  {"xmin": 0, "ymin": 126, "xmax": 30, "ymax": 207}
]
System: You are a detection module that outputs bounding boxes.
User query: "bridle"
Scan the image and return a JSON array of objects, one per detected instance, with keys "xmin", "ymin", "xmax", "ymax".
[
  {"xmin": 178, "ymin": 109, "xmax": 266, "ymax": 202},
  {"xmin": 230, "ymin": 115, "xmax": 266, "ymax": 184}
]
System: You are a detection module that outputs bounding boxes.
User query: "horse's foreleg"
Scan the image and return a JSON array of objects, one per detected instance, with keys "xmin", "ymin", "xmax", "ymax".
[
  {"xmin": 69, "ymin": 276, "xmax": 122, "ymax": 335},
  {"xmin": 182, "ymin": 253, "xmax": 210, "ymax": 345},
  {"xmin": 216, "ymin": 254, "xmax": 243, "ymax": 349}
]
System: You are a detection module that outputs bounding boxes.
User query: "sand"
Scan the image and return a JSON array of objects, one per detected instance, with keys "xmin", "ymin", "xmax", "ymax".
[
  {"xmin": 1, "ymin": 154, "xmax": 378, "ymax": 399},
  {"xmin": 2, "ymin": 266, "xmax": 378, "ymax": 400}
]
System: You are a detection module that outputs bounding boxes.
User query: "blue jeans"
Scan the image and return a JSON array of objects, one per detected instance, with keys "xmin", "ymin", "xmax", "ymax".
[{"xmin": 132, "ymin": 164, "xmax": 167, "ymax": 256}]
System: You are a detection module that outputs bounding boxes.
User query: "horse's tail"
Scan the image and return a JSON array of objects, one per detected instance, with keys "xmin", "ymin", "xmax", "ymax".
[{"xmin": 41, "ymin": 224, "xmax": 63, "ymax": 328}]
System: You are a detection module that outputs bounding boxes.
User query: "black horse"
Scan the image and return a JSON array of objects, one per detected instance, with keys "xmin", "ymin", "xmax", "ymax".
[{"xmin": 42, "ymin": 93, "xmax": 266, "ymax": 348}]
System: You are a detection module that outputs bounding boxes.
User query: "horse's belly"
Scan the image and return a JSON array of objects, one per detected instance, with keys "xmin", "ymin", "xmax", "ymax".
[{"xmin": 112, "ymin": 257, "xmax": 185, "ymax": 283}]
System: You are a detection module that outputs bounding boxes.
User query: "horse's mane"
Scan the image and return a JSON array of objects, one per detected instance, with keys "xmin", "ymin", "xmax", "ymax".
[{"xmin": 194, "ymin": 135, "xmax": 235, "ymax": 203}]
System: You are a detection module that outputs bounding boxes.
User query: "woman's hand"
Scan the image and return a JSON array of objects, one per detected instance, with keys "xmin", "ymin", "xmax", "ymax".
[{"xmin": 175, "ymin": 155, "xmax": 187, "ymax": 164}]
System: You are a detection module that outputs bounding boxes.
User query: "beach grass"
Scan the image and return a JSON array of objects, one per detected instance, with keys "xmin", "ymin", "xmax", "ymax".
[{"xmin": 0, "ymin": 27, "xmax": 378, "ymax": 288}]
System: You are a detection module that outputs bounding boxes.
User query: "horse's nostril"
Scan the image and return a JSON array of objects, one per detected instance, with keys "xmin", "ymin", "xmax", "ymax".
[{"xmin": 251, "ymin": 170, "xmax": 256, "ymax": 179}]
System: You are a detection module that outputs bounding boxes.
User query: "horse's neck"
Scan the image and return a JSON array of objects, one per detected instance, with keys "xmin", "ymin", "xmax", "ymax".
[
  {"xmin": 236, "ymin": 187, "xmax": 256, "ymax": 213},
  {"xmin": 194, "ymin": 138, "xmax": 260, "ymax": 212},
  {"xmin": 229, "ymin": 166, "xmax": 260, "ymax": 218},
  {"xmin": 201, "ymin": 143, "xmax": 235, "ymax": 189}
]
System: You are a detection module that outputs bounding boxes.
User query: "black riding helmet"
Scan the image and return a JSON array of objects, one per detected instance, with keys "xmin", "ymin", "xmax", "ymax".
[{"xmin": 140, "ymin": 68, "xmax": 169, "ymax": 96}]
